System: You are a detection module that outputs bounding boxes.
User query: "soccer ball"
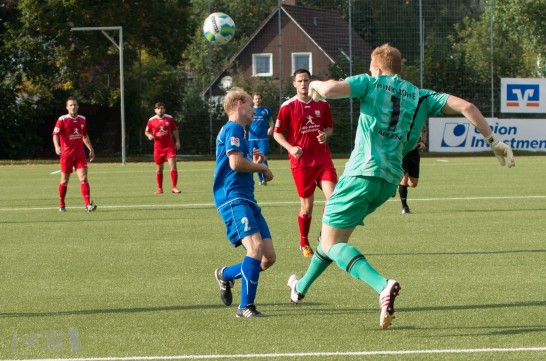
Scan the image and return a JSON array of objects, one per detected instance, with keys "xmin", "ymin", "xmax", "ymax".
[{"xmin": 203, "ymin": 12, "xmax": 236, "ymax": 45}]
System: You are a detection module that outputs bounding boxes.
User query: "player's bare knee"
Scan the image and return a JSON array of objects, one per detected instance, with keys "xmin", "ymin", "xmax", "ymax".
[{"xmin": 261, "ymin": 256, "xmax": 276, "ymax": 270}]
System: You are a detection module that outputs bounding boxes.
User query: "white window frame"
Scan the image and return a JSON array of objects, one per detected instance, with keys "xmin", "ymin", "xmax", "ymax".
[
  {"xmin": 252, "ymin": 53, "xmax": 273, "ymax": 77},
  {"xmin": 291, "ymin": 52, "xmax": 312, "ymax": 75}
]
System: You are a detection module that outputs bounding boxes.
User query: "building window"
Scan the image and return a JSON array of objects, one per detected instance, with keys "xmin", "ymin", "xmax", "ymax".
[
  {"xmin": 252, "ymin": 53, "xmax": 273, "ymax": 77},
  {"xmin": 292, "ymin": 52, "xmax": 312, "ymax": 75}
]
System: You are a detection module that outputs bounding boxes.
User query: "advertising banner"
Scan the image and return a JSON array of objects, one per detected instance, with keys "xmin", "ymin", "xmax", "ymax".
[
  {"xmin": 501, "ymin": 78, "xmax": 546, "ymax": 113},
  {"xmin": 428, "ymin": 117, "xmax": 546, "ymax": 153}
]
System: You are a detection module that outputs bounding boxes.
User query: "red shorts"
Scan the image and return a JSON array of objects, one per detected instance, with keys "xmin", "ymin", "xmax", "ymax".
[
  {"xmin": 291, "ymin": 161, "xmax": 338, "ymax": 198},
  {"xmin": 154, "ymin": 146, "xmax": 177, "ymax": 165},
  {"xmin": 60, "ymin": 154, "xmax": 87, "ymax": 174}
]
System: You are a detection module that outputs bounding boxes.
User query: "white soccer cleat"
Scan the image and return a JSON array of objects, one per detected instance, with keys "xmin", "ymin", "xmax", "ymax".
[
  {"xmin": 379, "ymin": 279, "xmax": 401, "ymax": 329},
  {"xmin": 287, "ymin": 274, "xmax": 304, "ymax": 304},
  {"xmin": 85, "ymin": 201, "xmax": 97, "ymax": 212}
]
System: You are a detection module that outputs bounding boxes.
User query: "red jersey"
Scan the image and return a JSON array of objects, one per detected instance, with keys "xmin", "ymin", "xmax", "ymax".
[
  {"xmin": 145, "ymin": 114, "xmax": 177, "ymax": 149},
  {"xmin": 52, "ymin": 114, "xmax": 88, "ymax": 157},
  {"xmin": 275, "ymin": 96, "xmax": 333, "ymax": 167}
]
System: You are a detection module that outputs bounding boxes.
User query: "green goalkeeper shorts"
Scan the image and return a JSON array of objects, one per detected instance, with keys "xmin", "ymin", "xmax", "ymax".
[{"xmin": 322, "ymin": 175, "xmax": 397, "ymax": 229}]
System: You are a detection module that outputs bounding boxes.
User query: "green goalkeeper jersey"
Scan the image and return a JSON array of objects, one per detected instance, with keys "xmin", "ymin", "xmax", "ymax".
[{"xmin": 344, "ymin": 73, "xmax": 448, "ymax": 185}]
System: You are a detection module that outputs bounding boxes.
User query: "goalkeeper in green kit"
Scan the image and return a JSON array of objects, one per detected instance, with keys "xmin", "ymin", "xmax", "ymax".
[{"xmin": 286, "ymin": 43, "xmax": 515, "ymax": 329}]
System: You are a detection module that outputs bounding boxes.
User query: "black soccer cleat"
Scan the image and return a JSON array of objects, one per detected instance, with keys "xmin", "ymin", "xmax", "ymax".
[
  {"xmin": 215, "ymin": 267, "xmax": 234, "ymax": 306},
  {"xmin": 236, "ymin": 304, "xmax": 265, "ymax": 318}
]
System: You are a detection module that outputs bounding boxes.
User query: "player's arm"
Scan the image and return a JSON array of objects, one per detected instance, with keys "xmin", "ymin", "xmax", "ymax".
[
  {"xmin": 173, "ymin": 128, "xmax": 181, "ymax": 150},
  {"xmin": 52, "ymin": 134, "xmax": 62, "ymax": 156},
  {"xmin": 144, "ymin": 123, "xmax": 154, "ymax": 141},
  {"xmin": 317, "ymin": 127, "xmax": 333, "ymax": 145},
  {"xmin": 228, "ymin": 151, "xmax": 273, "ymax": 181},
  {"xmin": 82, "ymin": 134, "xmax": 95, "ymax": 162},
  {"xmin": 273, "ymin": 130, "xmax": 302, "ymax": 159},
  {"xmin": 417, "ymin": 124, "xmax": 427, "ymax": 150},
  {"xmin": 267, "ymin": 119, "xmax": 274, "ymax": 136},
  {"xmin": 309, "ymin": 79, "xmax": 351, "ymax": 101},
  {"xmin": 442, "ymin": 95, "xmax": 514, "ymax": 167}
]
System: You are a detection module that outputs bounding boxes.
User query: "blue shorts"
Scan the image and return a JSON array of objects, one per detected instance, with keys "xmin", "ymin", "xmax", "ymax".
[
  {"xmin": 217, "ymin": 200, "xmax": 271, "ymax": 247},
  {"xmin": 248, "ymin": 139, "xmax": 269, "ymax": 156}
]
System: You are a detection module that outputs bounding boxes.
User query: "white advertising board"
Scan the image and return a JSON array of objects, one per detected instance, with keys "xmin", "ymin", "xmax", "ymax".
[
  {"xmin": 428, "ymin": 118, "xmax": 546, "ymax": 153},
  {"xmin": 501, "ymin": 78, "xmax": 546, "ymax": 113}
]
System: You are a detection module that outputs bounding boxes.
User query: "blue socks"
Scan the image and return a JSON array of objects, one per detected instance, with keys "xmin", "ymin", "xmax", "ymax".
[
  {"xmin": 258, "ymin": 160, "xmax": 269, "ymax": 182},
  {"xmin": 222, "ymin": 263, "xmax": 242, "ymax": 281},
  {"xmin": 239, "ymin": 256, "xmax": 261, "ymax": 308}
]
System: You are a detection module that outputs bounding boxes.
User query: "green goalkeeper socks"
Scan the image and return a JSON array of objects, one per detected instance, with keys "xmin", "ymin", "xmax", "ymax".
[
  {"xmin": 296, "ymin": 242, "xmax": 333, "ymax": 295},
  {"xmin": 327, "ymin": 243, "xmax": 387, "ymax": 293}
]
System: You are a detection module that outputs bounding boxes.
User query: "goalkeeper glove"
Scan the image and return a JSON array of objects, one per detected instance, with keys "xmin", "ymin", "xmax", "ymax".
[
  {"xmin": 485, "ymin": 133, "xmax": 515, "ymax": 168},
  {"xmin": 309, "ymin": 81, "xmax": 324, "ymax": 101}
]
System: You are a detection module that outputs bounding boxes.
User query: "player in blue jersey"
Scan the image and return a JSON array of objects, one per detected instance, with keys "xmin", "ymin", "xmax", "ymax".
[
  {"xmin": 213, "ymin": 87, "xmax": 276, "ymax": 318},
  {"xmin": 286, "ymin": 43, "xmax": 515, "ymax": 329},
  {"xmin": 248, "ymin": 92, "xmax": 274, "ymax": 185}
]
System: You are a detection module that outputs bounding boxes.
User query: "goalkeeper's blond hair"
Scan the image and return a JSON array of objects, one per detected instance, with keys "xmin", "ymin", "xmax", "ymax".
[{"xmin": 371, "ymin": 43, "xmax": 402, "ymax": 75}]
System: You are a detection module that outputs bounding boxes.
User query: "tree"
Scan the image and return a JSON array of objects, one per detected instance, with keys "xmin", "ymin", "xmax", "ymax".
[
  {"xmin": 0, "ymin": 0, "xmax": 193, "ymax": 158},
  {"xmin": 447, "ymin": 0, "xmax": 546, "ymax": 114}
]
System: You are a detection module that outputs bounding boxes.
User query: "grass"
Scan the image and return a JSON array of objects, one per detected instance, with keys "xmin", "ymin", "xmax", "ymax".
[{"xmin": 0, "ymin": 156, "xmax": 545, "ymax": 360}]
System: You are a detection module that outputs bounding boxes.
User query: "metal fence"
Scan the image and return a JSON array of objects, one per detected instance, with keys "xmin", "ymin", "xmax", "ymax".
[{"xmin": 227, "ymin": 0, "xmax": 504, "ymax": 154}]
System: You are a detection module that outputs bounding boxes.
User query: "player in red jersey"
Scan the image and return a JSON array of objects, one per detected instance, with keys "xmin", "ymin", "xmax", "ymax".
[
  {"xmin": 274, "ymin": 69, "xmax": 338, "ymax": 257},
  {"xmin": 145, "ymin": 102, "xmax": 182, "ymax": 194},
  {"xmin": 52, "ymin": 96, "xmax": 97, "ymax": 212}
]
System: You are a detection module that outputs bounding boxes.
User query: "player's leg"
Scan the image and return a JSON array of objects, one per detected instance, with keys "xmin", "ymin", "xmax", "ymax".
[
  {"xmin": 259, "ymin": 139, "xmax": 269, "ymax": 185},
  {"xmin": 58, "ymin": 174, "xmax": 69, "ymax": 211},
  {"xmin": 155, "ymin": 159, "xmax": 165, "ymax": 193},
  {"xmin": 400, "ymin": 150, "xmax": 420, "ymax": 214},
  {"xmin": 220, "ymin": 209, "xmax": 275, "ymax": 282},
  {"xmin": 167, "ymin": 155, "xmax": 181, "ymax": 193},
  {"xmin": 321, "ymin": 176, "xmax": 401, "ymax": 328},
  {"xmin": 399, "ymin": 174, "xmax": 410, "ymax": 213},
  {"xmin": 76, "ymin": 161, "xmax": 96, "ymax": 212},
  {"xmin": 293, "ymin": 167, "xmax": 317, "ymax": 257},
  {"xmin": 288, "ymin": 240, "xmax": 333, "ymax": 303},
  {"xmin": 215, "ymin": 203, "xmax": 266, "ymax": 317},
  {"xmin": 236, "ymin": 203, "xmax": 274, "ymax": 317},
  {"xmin": 298, "ymin": 195, "xmax": 314, "ymax": 257},
  {"xmin": 324, "ymin": 225, "xmax": 387, "ymax": 293},
  {"xmin": 255, "ymin": 208, "xmax": 276, "ymax": 270},
  {"xmin": 320, "ymin": 177, "xmax": 392, "ymax": 290},
  {"xmin": 238, "ymin": 233, "xmax": 265, "ymax": 315},
  {"xmin": 76, "ymin": 167, "xmax": 90, "ymax": 206},
  {"xmin": 317, "ymin": 161, "xmax": 338, "ymax": 201},
  {"xmin": 58, "ymin": 156, "xmax": 72, "ymax": 211}
]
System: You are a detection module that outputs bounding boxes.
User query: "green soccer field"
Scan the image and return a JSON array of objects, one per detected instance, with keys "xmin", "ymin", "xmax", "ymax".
[{"xmin": 0, "ymin": 156, "xmax": 545, "ymax": 361}]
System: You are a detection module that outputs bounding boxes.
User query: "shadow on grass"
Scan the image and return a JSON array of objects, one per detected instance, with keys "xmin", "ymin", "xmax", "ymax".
[
  {"xmin": 368, "ymin": 249, "xmax": 546, "ymax": 257},
  {"xmin": 425, "ymin": 325, "xmax": 546, "ymax": 337},
  {"xmin": 400, "ymin": 300, "xmax": 546, "ymax": 313},
  {"xmin": 0, "ymin": 304, "xmax": 228, "ymax": 318}
]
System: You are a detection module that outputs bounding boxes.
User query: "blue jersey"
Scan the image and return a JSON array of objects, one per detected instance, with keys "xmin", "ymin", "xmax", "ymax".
[
  {"xmin": 248, "ymin": 106, "xmax": 272, "ymax": 140},
  {"xmin": 213, "ymin": 121, "xmax": 256, "ymax": 209}
]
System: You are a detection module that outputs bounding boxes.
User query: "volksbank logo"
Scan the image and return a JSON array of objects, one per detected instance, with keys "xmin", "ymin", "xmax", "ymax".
[
  {"xmin": 501, "ymin": 78, "xmax": 546, "ymax": 113},
  {"xmin": 506, "ymin": 84, "xmax": 540, "ymax": 107},
  {"xmin": 441, "ymin": 123, "xmax": 469, "ymax": 147}
]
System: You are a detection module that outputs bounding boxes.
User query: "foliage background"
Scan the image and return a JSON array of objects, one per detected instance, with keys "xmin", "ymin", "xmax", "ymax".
[{"xmin": 0, "ymin": 0, "xmax": 544, "ymax": 159}]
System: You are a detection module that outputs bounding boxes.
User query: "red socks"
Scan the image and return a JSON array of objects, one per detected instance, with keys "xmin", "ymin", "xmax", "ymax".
[
  {"xmin": 80, "ymin": 181, "xmax": 91, "ymax": 207},
  {"xmin": 156, "ymin": 173, "xmax": 164, "ymax": 189},
  {"xmin": 298, "ymin": 214, "xmax": 312, "ymax": 247},
  {"xmin": 170, "ymin": 170, "xmax": 178, "ymax": 187},
  {"xmin": 59, "ymin": 183, "xmax": 67, "ymax": 207}
]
